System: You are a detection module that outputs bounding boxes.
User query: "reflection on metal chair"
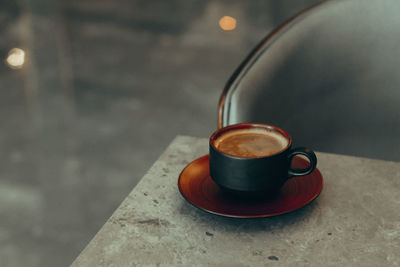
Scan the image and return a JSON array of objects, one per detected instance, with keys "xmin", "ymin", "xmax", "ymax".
[{"xmin": 218, "ymin": 0, "xmax": 400, "ymax": 161}]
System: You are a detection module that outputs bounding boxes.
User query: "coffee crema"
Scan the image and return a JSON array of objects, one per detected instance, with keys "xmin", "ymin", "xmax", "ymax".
[{"xmin": 214, "ymin": 129, "xmax": 288, "ymax": 158}]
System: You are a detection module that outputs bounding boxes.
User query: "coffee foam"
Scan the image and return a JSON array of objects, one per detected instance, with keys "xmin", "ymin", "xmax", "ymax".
[{"xmin": 214, "ymin": 128, "xmax": 289, "ymax": 150}]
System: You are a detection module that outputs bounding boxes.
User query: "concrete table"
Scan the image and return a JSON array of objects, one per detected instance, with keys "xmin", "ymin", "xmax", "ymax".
[{"xmin": 72, "ymin": 136, "xmax": 400, "ymax": 266}]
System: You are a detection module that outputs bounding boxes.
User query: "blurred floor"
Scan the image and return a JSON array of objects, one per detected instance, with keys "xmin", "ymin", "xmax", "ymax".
[{"xmin": 0, "ymin": 0, "xmax": 321, "ymax": 266}]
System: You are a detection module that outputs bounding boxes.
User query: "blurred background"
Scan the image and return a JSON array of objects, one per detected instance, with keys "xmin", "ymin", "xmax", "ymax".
[{"xmin": 0, "ymin": 0, "xmax": 322, "ymax": 266}]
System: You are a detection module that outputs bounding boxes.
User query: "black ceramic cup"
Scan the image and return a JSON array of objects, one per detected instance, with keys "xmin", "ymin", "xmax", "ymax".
[{"xmin": 209, "ymin": 123, "xmax": 317, "ymax": 196}]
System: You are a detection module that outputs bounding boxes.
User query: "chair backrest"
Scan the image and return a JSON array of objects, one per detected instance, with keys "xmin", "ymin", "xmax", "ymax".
[{"xmin": 218, "ymin": 0, "xmax": 400, "ymax": 161}]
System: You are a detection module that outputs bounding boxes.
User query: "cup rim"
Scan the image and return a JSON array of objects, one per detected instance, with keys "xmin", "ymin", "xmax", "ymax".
[{"xmin": 209, "ymin": 123, "xmax": 292, "ymax": 158}]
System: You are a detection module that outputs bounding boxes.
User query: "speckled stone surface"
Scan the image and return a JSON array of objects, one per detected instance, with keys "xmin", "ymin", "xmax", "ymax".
[{"xmin": 72, "ymin": 136, "xmax": 400, "ymax": 266}]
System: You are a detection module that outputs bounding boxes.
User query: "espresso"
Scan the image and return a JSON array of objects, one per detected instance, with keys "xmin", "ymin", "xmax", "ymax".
[{"xmin": 214, "ymin": 129, "xmax": 288, "ymax": 158}]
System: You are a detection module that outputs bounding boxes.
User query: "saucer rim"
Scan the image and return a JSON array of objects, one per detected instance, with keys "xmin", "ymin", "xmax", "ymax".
[{"xmin": 178, "ymin": 154, "xmax": 323, "ymax": 218}]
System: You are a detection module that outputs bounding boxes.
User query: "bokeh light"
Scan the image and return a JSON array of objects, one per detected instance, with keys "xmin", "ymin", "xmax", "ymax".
[
  {"xmin": 6, "ymin": 48, "xmax": 26, "ymax": 69},
  {"xmin": 219, "ymin": 16, "xmax": 237, "ymax": 31}
]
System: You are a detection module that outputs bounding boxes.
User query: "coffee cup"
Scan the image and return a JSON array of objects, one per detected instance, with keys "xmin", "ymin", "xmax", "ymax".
[{"xmin": 209, "ymin": 123, "xmax": 317, "ymax": 196}]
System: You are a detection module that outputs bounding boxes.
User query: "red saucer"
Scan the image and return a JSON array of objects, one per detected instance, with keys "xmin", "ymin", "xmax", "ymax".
[{"xmin": 178, "ymin": 155, "xmax": 323, "ymax": 218}]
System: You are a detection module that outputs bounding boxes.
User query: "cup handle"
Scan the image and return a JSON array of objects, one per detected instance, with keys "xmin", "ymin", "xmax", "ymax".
[{"xmin": 287, "ymin": 147, "xmax": 317, "ymax": 177}]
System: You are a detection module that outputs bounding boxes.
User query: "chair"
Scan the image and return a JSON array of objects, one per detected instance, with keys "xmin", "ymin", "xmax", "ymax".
[{"xmin": 218, "ymin": 0, "xmax": 400, "ymax": 161}]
